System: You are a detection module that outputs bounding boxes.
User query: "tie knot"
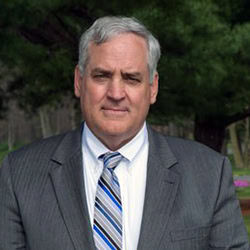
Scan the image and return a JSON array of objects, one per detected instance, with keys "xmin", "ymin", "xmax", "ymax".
[{"xmin": 100, "ymin": 152, "xmax": 123, "ymax": 170}]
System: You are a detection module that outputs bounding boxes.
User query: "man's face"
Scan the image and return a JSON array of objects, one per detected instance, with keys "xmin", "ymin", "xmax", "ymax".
[{"xmin": 74, "ymin": 33, "xmax": 158, "ymax": 150}]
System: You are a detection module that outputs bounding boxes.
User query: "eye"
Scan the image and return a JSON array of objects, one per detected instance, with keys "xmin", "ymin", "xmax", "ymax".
[
  {"xmin": 92, "ymin": 74, "xmax": 110, "ymax": 82},
  {"xmin": 129, "ymin": 77, "xmax": 140, "ymax": 82},
  {"xmin": 126, "ymin": 77, "xmax": 142, "ymax": 86},
  {"xmin": 123, "ymin": 74, "xmax": 141, "ymax": 85},
  {"xmin": 94, "ymin": 74, "xmax": 106, "ymax": 78}
]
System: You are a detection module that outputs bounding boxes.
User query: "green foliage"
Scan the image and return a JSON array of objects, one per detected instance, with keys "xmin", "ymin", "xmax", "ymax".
[
  {"xmin": 233, "ymin": 167, "xmax": 250, "ymax": 176},
  {"xmin": 232, "ymin": 167, "xmax": 250, "ymax": 199},
  {"xmin": 130, "ymin": 0, "xmax": 250, "ymax": 125},
  {"xmin": 0, "ymin": 0, "xmax": 250, "ymax": 129},
  {"xmin": 0, "ymin": 0, "xmax": 143, "ymax": 115},
  {"xmin": 213, "ymin": 0, "xmax": 250, "ymax": 24},
  {"xmin": 236, "ymin": 188, "xmax": 250, "ymax": 199},
  {"xmin": 243, "ymin": 215, "xmax": 250, "ymax": 239},
  {"xmin": 0, "ymin": 0, "xmax": 87, "ymax": 113},
  {"xmin": 0, "ymin": 143, "xmax": 11, "ymax": 163},
  {"xmin": 0, "ymin": 142, "xmax": 26, "ymax": 164},
  {"xmin": 0, "ymin": 143, "xmax": 8, "ymax": 164}
]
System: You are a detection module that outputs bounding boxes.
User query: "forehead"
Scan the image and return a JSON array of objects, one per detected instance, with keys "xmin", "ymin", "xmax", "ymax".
[{"xmin": 87, "ymin": 33, "xmax": 148, "ymax": 71}]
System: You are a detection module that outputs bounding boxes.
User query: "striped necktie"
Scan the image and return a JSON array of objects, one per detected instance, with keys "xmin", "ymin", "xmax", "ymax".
[{"xmin": 93, "ymin": 152, "xmax": 123, "ymax": 250}]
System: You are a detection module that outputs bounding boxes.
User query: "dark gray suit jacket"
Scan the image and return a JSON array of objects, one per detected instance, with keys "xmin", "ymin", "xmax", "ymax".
[{"xmin": 0, "ymin": 126, "xmax": 249, "ymax": 249}]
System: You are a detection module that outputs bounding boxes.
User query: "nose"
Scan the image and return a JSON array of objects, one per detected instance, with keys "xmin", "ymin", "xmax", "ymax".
[{"xmin": 106, "ymin": 79, "xmax": 125, "ymax": 101}]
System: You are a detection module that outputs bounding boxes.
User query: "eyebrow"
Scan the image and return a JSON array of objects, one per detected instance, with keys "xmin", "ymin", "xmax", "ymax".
[
  {"xmin": 121, "ymin": 72, "xmax": 142, "ymax": 79},
  {"xmin": 90, "ymin": 68, "xmax": 113, "ymax": 76},
  {"xmin": 90, "ymin": 68, "xmax": 143, "ymax": 79}
]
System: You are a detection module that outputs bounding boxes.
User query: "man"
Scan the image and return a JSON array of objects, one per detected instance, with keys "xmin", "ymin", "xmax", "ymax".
[{"xmin": 0, "ymin": 16, "xmax": 249, "ymax": 250}]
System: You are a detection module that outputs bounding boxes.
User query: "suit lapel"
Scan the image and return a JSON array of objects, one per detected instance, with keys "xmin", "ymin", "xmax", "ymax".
[
  {"xmin": 137, "ymin": 127, "xmax": 180, "ymax": 250},
  {"xmin": 47, "ymin": 125, "xmax": 180, "ymax": 249},
  {"xmin": 49, "ymin": 127, "xmax": 96, "ymax": 250}
]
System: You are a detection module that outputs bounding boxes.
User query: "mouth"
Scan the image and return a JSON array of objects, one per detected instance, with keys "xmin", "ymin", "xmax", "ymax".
[{"xmin": 101, "ymin": 106, "xmax": 129, "ymax": 116}]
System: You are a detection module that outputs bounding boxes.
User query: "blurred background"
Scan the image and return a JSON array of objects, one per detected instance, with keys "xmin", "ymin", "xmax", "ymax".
[{"xmin": 0, "ymin": 0, "xmax": 250, "ymax": 237}]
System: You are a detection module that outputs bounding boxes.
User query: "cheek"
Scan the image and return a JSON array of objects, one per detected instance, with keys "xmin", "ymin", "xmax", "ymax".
[
  {"xmin": 131, "ymin": 87, "xmax": 150, "ymax": 104},
  {"xmin": 82, "ymin": 86, "xmax": 102, "ymax": 107},
  {"xmin": 89, "ymin": 84, "xmax": 107, "ymax": 102},
  {"xmin": 130, "ymin": 92, "xmax": 151, "ymax": 115}
]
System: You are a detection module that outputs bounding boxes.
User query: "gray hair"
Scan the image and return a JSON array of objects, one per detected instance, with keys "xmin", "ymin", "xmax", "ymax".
[{"xmin": 78, "ymin": 16, "xmax": 161, "ymax": 83}]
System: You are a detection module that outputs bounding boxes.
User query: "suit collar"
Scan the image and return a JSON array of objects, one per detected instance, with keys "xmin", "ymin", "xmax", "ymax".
[
  {"xmin": 49, "ymin": 125, "xmax": 96, "ymax": 250},
  {"xmin": 137, "ymin": 125, "xmax": 180, "ymax": 249},
  {"xmin": 147, "ymin": 125, "xmax": 177, "ymax": 169},
  {"xmin": 51, "ymin": 126, "xmax": 82, "ymax": 164}
]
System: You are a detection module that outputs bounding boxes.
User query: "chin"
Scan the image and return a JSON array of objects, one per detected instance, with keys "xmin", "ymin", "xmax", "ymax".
[{"xmin": 102, "ymin": 126, "xmax": 129, "ymax": 137}]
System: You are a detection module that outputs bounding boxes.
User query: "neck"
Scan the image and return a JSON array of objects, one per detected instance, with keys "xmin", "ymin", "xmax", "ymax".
[
  {"xmin": 87, "ymin": 124, "xmax": 144, "ymax": 151},
  {"xmin": 96, "ymin": 133, "xmax": 136, "ymax": 151}
]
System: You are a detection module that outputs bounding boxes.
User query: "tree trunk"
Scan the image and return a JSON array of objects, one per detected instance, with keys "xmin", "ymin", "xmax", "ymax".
[
  {"xmin": 221, "ymin": 137, "xmax": 228, "ymax": 156},
  {"xmin": 194, "ymin": 117, "xmax": 226, "ymax": 152},
  {"xmin": 69, "ymin": 98, "xmax": 82, "ymax": 130},
  {"xmin": 55, "ymin": 110, "xmax": 61, "ymax": 135},
  {"xmin": 70, "ymin": 104, "xmax": 77, "ymax": 130},
  {"xmin": 168, "ymin": 122, "xmax": 179, "ymax": 137},
  {"xmin": 7, "ymin": 101, "xmax": 16, "ymax": 151},
  {"xmin": 8, "ymin": 119, "xmax": 15, "ymax": 151},
  {"xmin": 228, "ymin": 123, "xmax": 244, "ymax": 168},
  {"xmin": 243, "ymin": 118, "xmax": 250, "ymax": 168},
  {"xmin": 39, "ymin": 106, "xmax": 53, "ymax": 138}
]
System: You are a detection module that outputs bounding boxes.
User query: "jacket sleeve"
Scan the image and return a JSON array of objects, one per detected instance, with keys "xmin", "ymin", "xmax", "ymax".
[
  {"xmin": 209, "ymin": 157, "xmax": 249, "ymax": 249},
  {"xmin": 0, "ymin": 155, "xmax": 26, "ymax": 250}
]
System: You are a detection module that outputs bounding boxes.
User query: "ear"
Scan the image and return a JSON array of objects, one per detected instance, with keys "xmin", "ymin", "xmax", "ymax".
[
  {"xmin": 150, "ymin": 72, "xmax": 159, "ymax": 104},
  {"xmin": 74, "ymin": 65, "xmax": 82, "ymax": 98}
]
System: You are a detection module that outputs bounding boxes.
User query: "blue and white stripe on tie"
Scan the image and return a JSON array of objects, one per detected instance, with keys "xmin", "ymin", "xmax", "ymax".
[{"xmin": 93, "ymin": 152, "xmax": 123, "ymax": 250}]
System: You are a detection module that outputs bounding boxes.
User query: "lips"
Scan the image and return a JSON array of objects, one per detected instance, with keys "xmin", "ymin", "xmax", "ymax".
[
  {"xmin": 101, "ymin": 106, "xmax": 129, "ymax": 116},
  {"xmin": 101, "ymin": 106, "xmax": 129, "ymax": 112}
]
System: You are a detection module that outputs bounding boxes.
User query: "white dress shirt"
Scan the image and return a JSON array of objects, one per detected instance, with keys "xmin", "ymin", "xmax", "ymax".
[{"xmin": 82, "ymin": 122, "xmax": 149, "ymax": 250}]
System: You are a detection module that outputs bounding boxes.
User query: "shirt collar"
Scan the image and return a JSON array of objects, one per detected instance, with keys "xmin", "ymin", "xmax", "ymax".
[
  {"xmin": 118, "ymin": 123, "xmax": 148, "ymax": 162},
  {"xmin": 82, "ymin": 122, "xmax": 148, "ymax": 162},
  {"xmin": 82, "ymin": 123, "xmax": 108, "ymax": 162}
]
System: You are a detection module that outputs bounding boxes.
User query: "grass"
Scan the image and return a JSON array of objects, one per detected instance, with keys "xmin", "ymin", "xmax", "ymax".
[
  {"xmin": 243, "ymin": 215, "xmax": 250, "ymax": 238},
  {"xmin": 232, "ymin": 167, "xmax": 250, "ymax": 199},
  {"xmin": 232, "ymin": 167, "xmax": 250, "ymax": 239},
  {"xmin": 0, "ymin": 143, "xmax": 9, "ymax": 163},
  {"xmin": 0, "ymin": 142, "xmax": 25, "ymax": 164},
  {"xmin": 236, "ymin": 188, "xmax": 250, "ymax": 199},
  {"xmin": 233, "ymin": 168, "xmax": 250, "ymax": 176}
]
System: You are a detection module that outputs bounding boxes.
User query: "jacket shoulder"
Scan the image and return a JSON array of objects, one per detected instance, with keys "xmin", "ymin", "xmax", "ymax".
[
  {"xmin": 167, "ymin": 136, "xmax": 223, "ymax": 159},
  {"xmin": 1, "ymin": 129, "xmax": 81, "ymax": 192},
  {"xmin": 7, "ymin": 132, "xmax": 68, "ymax": 163},
  {"xmin": 148, "ymin": 126, "xmax": 226, "ymax": 168},
  {"xmin": 2, "ymin": 127, "xmax": 81, "ymax": 173}
]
